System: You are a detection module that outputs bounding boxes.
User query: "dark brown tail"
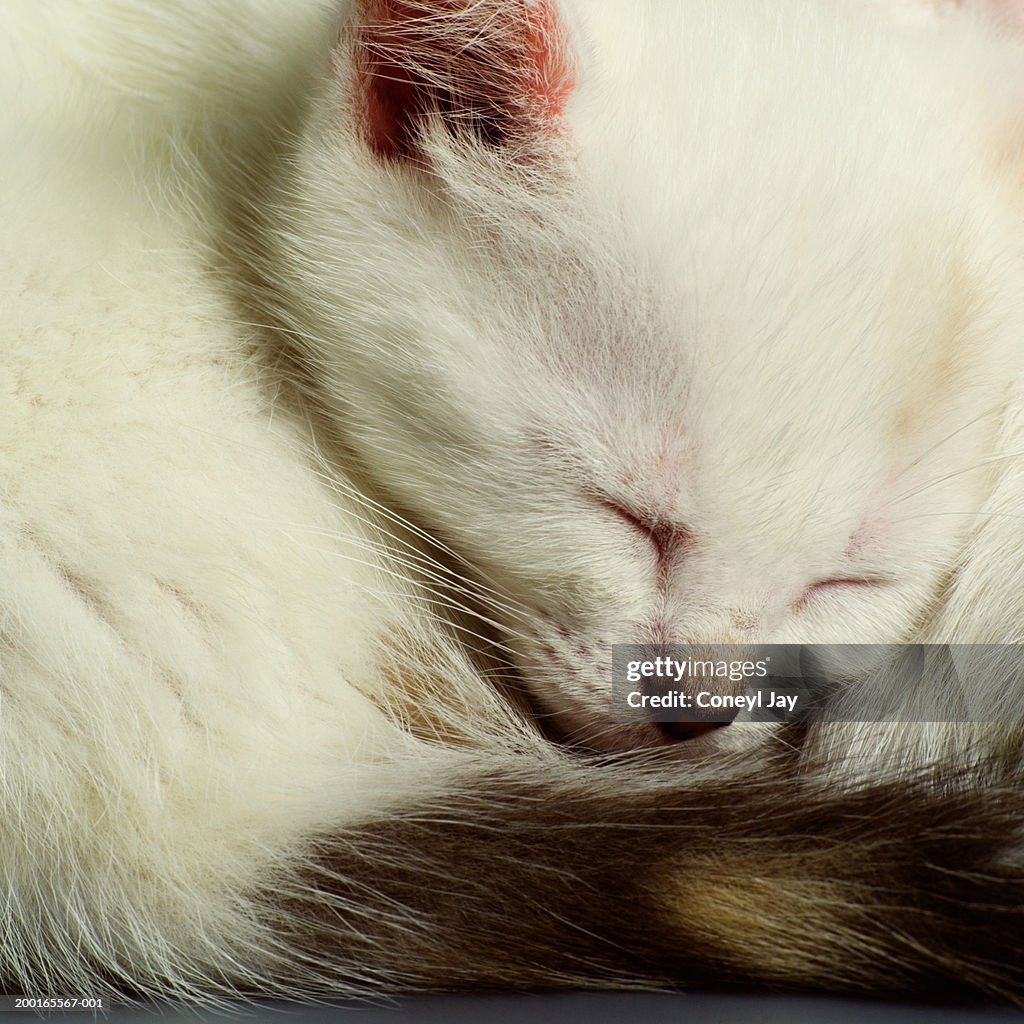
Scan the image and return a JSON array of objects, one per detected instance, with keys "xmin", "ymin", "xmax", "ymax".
[{"xmin": 270, "ymin": 747, "xmax": 1024, "ymax": 1004}]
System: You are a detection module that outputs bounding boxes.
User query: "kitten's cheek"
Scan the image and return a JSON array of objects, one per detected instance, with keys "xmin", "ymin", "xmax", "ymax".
[{"xmin": 509, "ymin": 637, "xmax": 656, "ymax": 750}]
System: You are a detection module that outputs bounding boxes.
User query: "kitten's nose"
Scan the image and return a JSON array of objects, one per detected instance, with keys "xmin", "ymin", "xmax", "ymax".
[
  {"xmin": 641, "ymin": 665, "xmax": 737, "ymax": 743},
  {"xmin": 657, "ymin": 720, "xmax": 730, "ymax": 742}
]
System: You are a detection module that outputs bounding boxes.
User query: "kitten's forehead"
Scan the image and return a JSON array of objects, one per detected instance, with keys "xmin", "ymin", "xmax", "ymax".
[
  {"xmin": 562, "ymin": 0, "xmax": 985, "ymax": 274},
  {"xmin": 564, "ymin": 58, "xmax": 991, "ymax": 463}
]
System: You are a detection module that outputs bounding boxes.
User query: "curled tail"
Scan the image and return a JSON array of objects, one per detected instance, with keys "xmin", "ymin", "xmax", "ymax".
[{"xmin": 268, "ymin": 748, "xmax": 1024, "ymax": 1004}]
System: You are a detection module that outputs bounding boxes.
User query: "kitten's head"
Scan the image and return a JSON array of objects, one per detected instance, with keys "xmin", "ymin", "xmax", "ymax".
[{"xmin": 273, "ymin": 0, "xmax": 1023, "ymax": 750}]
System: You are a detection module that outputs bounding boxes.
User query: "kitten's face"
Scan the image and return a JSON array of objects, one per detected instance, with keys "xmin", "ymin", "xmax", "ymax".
[{"xmin": 282, "ymin": 0, "xmax": 1019, "ymax": 750}]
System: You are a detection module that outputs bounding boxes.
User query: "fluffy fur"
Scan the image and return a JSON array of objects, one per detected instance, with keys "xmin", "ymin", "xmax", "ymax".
[{"xmin": 2, "ymin": 0, "xmax": 1024, "ymax": 1006}]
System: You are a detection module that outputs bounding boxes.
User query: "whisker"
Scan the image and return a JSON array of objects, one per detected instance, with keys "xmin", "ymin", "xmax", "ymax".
[
  {"xmin": 302, "ymin": 442, "xmax": 537, "ymax": 621},
  {"xmin": 889, "ymin": 510, "xmax": 1024, "ymax": 525},
  {"xmin": 283, "ymin": 539, "xmax": 535, "ymax": 647},
  {"xmin": 886, "ymin": 448, "xmax": 1024, "ymax": 509}
]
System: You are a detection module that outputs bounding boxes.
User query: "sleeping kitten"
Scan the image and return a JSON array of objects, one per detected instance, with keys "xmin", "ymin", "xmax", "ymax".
[{"xmin": 2, "ymin": 0, "xmax": 1023, "ymax": 1005}]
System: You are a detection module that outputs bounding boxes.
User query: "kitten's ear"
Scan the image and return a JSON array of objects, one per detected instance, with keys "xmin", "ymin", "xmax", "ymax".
[{"xmin": 345, "ymin": 0, "xmax": 576, "ymax": 163}]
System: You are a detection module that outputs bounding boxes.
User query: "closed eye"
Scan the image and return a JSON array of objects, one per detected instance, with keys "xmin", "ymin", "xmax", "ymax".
[
  {"xmin": 796, "ymin": 577, "xmax": 889, "ymax": 612},
  {"xmin": 595, "ymin": 496, "xmax": 694, "ymax": 566}
]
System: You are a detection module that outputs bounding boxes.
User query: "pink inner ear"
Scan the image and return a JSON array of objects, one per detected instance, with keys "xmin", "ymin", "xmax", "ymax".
[
  {"xmin": 355, "ymin": 0, "xmax": 575, "ymax": 162},
  {"xmin": 520, "ymin": 0, "xmax": 577, "ymax": 122}
]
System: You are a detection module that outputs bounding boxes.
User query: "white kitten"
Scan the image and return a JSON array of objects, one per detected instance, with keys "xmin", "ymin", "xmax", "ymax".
[
  {"xmin": 264, "ymin": 0, "xmax": 1024, "ymax": 752},
  {"xmin": 1, "ymin": 0, "xmax": 1023, "ymax": 1006}
]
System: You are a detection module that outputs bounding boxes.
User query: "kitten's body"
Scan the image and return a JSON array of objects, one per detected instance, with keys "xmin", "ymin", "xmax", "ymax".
[{"xmin": 3, "ymin": 0, "xmax": 1024, "ymax": 1004}]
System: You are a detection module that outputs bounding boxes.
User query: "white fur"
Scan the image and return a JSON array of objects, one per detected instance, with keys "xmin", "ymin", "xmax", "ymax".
[
  {"xmin": 2, "ymin": 0, "xmax": 1024, "ymax": 1001},
  {"xmin": 269, "ymin": 0, "xmax": 1024, "ymax": 748}
]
